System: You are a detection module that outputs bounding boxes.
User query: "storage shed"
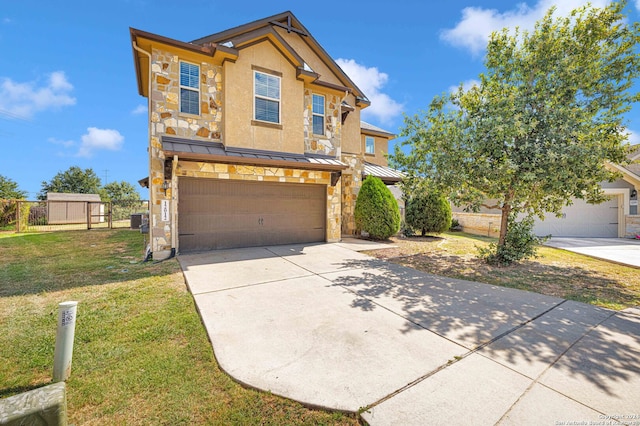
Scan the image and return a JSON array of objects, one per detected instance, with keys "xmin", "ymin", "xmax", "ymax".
[{"xmin": 46, "ymin": 193, "xmax": 104, "ymax": 224}]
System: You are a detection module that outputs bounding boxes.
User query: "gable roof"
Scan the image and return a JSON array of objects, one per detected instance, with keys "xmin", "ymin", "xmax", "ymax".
[
  {"xmin": 361, "ymin": 121, "xmax": 395, "ymax": 138},
  {"xmin": 191, "ymin": 11, "xmax": 370, "ymax": 106}
]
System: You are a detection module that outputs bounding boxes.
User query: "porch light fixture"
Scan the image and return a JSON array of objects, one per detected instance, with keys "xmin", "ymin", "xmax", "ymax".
[
  {"xmin": 162, "ymin": 180, "xmax": 171, "ymax": 195},
  {"xmin": 632, "ymin": 189, "xmax": 638, "ymax": 198}
]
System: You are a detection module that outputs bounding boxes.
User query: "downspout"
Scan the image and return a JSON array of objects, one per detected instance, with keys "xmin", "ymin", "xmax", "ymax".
[
  {"xmin": 132, "ymin": 41, "xmax": 155, "ymax": 257},
  {"xmin": 171, "ymin": 154, "xmax": 178, "ymax": 255}
]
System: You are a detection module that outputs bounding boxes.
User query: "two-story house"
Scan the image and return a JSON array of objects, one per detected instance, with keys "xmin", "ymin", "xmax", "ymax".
[{"xmin": 131, "ymin": 11, "xmax": 397, "ymax": 259}]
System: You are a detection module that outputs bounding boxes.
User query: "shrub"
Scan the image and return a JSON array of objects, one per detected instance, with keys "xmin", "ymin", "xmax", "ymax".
[
  {"xmin": 405, "ymin": 192, "xmax": 452, "ymax": 236},
  {"xmin": 477, "ymin": 214, "xmax": 548, "ymax": 265},
  {"xmin": 354, "ymin": 176, "xmax": 401, "ymax": 240}
]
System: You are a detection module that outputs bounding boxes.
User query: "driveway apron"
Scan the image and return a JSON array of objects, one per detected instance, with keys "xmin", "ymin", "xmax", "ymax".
[{"xmin": 179, "ymin": 242, "xmax": 640, "ymax": 424}]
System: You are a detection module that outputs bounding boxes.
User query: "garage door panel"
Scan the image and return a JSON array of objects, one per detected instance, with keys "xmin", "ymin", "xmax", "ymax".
[
  {"xmin": 178, "ymin": 178, "xmax": 326, "ymax": 252},
  {"xmin": 532, "ymin": 197, "xmax": 618, "ymax": 238}
]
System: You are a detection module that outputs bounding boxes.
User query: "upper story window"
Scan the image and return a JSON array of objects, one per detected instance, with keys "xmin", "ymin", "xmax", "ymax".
[
  {"xmin": 312, "ymin": 94, "xmax": 325, "ymax": 135},
  {"xmin": 254, "ymin": 71, "xmax": 280, "ymax": 124},
  {"xmin": 365, "ymin": 136, "xmax": 375, "ymax": 154},
  {"xmin": 179, "ymin": 62, "xmax": 200, "ymax": 115}
]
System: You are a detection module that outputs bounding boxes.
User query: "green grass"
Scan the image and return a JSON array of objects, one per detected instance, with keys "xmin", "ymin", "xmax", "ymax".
[
  {"xmin": 366, "ymin": 232, "xmax": 640, "ymax": 310},
  {"xmin": 0, "ymin": 230, "xmax": 357, "ymax": 425}
]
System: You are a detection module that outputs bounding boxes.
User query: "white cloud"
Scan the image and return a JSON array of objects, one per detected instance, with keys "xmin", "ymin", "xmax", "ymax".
[
  {"xmin": 77, "ymin": 127, "xmax": 124, "ymax": 158},
  {"xmin": 625, "ymin": 129, "xmax": 640, "ymax": 146},
  {"xmin": 48, "ymin": 137, "xmax": 75, "ymax": 148},
  {"xmin": 0, "ymin": 71, "xmax": 76, "ymax": 119},
  {"xmin": 336, "ymin": 58, "xmax": 403, "ymax": 125},
  {"xmin": 131, "ymin": 104, "xmax": 147, "ymax": 115},
  {"xmin": 636, "ymin": 0, "xmax": 640, "ymax": 11},
  {"xmin": 449, "ymin": 79, "xmax": 481, "ymax": 94},
  {"xmin": 441, "ymin": 0, "xmax": 611, "ymax": 55}
]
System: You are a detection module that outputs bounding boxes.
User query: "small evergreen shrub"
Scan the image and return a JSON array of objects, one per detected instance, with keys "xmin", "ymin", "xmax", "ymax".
[
  {"xmin": 405, "ymin": 192, "xmax": 452, "ymax": 236},
  {"xmin": 477, "ymin": 215, "xmax": 548, "ymax": 266},
  {"xmin": 354, "ymin": 176, "xmax": 401, "ymax": 240}
]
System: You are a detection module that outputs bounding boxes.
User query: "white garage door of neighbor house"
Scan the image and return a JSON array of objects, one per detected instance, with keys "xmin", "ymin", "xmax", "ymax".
[
  {"xmin": 178, "ymin": 178, "xmax": 327, "ymax": 252},
  {"xmin": 533, "ymin": 196, "xmax": 619, "ymax": 238}
]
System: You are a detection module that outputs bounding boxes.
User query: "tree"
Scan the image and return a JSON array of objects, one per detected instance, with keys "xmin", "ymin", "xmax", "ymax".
[
  {"xmin": 102, "ymin": 181, "xmax": 141, "ymax": 202},
  {"xmin": 354, "ymin": 176, "xmax": 401, "ymax": 240},
  {"xmin": 405, "ymin": 191, "xmax": 452, "ymax": 236},
  {"xmin": 38, "ymin": 166, "xmax": 102, "ymax": 200},
  {"xmin": 392, "ymin": 1, "xmax": 639, "ymax": 263},
  {"xmin": 0, "ymin": 175, "xmax": 27, "ymax": 199}
]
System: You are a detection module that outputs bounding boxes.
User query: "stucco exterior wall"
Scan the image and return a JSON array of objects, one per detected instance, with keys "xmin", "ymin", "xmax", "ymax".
[
  {"xmin": 341, "ymin": 95, "xmax": 362, "ymax": 155},
  {"xmin": 275, "ymin": 27, "xmax": 343, "ymax": 86},
  {"xmin": 223, "ymin": 42, "xmax": 305, "ymax": 153},
  {"xmin": 362, "ymin": 133, "xmax": 390, "ymax": 167}
]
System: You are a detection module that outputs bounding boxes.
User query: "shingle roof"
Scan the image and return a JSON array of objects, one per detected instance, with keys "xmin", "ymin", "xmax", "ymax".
[{"xmin": 360, "ymin": 121, "xmax": 395, "ymax": 137}]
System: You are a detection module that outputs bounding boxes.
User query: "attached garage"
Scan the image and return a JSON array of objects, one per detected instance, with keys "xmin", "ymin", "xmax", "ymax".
[
  {"xmin": 533, "ymin": 196, "xmax": 620, "ymax": 238},
  {"xmin": 178, "ymin": 178, "xmax": 326, "ymax": 252}
]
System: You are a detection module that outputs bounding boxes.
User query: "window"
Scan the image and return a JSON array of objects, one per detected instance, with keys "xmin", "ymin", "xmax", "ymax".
[
  {"xmin": 254, "ymin": 71, "xmax": 280, "ymax": 123},
  {"xmin": 312, "ymin": 94, "xmax": 325, "ymax": 135},
  {"xmin": 180, "ymin": 62, "xmax": 200, "ymax": 115},
  {"xmin": 365, "ymin": 136, "xmax": 375, "ymax": 154}
]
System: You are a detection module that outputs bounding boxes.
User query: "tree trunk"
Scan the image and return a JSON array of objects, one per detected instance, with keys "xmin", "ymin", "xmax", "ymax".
[{"xmin": 498, "ymin": 202, "xmax": 511, "ymax": 247}]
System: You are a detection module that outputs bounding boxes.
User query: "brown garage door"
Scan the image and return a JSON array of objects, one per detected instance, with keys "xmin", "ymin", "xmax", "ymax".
[{"xmin": 178, "ymin": 178, "xmax": 326, "ymax": 252}]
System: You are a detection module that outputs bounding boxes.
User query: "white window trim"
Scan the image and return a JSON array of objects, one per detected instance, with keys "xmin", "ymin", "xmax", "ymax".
[
  {"xmin": 253, "ymin": 70, "xmax": 281, "ymax": 124},
  {"xmin": 365, "ymin": 136, "xmax": 375, "ymax": 154},
  {"xmin": 312, "ymin": 93, "xmax": 325, "ymax": 136},
  {"xmin": 179, "ymin": 61, "xmax": 200, "ymax": 116}
]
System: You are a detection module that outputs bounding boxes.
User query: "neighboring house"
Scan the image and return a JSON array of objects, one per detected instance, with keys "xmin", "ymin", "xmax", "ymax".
[
  {"xmin": 451, "ymin": 146, "xmax": 640, "ymax": 238},
  {"xmin": 130, "ymin": 11, "xmax": 397, "ymax": 258},
  {"xmin": 46, "ymin": 193, "xmax": 104, "ymax": 225}
]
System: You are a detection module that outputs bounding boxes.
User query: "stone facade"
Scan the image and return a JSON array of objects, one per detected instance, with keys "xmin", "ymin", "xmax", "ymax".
[
  {"xmin": 175, "ymin": 161, "xmax": 342, "ymax": 243},
  {"xmin": 303, "ymin": 90, "xmax": 341, "ymax": 156},
  {"xmin": 340, "ymin": 154, "xmax": 365, "ymax": 235},
  {"xmin": 151, "ymin": 48, "xmax": 223, "ymax": 140},
  {"xmin": 453, "ymin": 212, "xmax": 501, "ymax": 238},
  {"xmin": 625, "ymin": 215, "xmax": 640, "ymax": 238},
  {"xmin": 147, "ymin": 49, "xmax": 225, "ymax": 256}
]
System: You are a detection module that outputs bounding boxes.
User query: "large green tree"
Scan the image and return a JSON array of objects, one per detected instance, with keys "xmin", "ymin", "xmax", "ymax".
[
  {"xmin": 392, "ymin": 1, "xmax": 639, "ymax": 261},
  {"xmin": 0, "ymin": 175, "xmax": 27, "ymax": 199},
  {"xmin": 102, "ymin": 181, "xmax": 141, "ymax": 202},
  {"xmin": 38, "ymin": 166, "xmax": 102, "ymax": 200}
]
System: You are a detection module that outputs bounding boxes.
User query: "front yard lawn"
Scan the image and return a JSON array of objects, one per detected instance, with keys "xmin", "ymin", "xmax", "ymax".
[
  {"xmin": 0, "ymin": 230, "xmax": 356, "ymax": 425},
  {"xmin": 363, "ymin": 232, "xmax": 640, "ymax": 311}
]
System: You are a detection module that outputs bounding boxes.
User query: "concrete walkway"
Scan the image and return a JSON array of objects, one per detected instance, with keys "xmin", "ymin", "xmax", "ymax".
[
  {"xmin": 545, "ymin": 237, "xmax": 640, "ymax": 268},
  {"xmin": 179, "ymin": 242, "xmax": 640, "ymax": 425}
]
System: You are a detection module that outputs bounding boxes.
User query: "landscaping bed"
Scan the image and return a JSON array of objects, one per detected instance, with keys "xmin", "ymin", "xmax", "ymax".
[{"xmin": 363, "ymin": 232, "xmax": 640, "ymax": 311}]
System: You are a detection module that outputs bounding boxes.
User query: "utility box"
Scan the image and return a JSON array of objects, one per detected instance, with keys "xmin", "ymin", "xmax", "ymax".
[{"xmin": 130, "ymin": 213, "xmax": 144, "ymax": 230}]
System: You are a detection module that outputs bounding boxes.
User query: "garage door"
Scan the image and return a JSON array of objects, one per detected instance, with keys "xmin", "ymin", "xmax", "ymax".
[
  {"xmin": 178, "ymin": 178, "xmax": 326, "ymax": 252},
  {"xmin": 533, "ymin": 196, "xmax": 619, "ymax": 237}
]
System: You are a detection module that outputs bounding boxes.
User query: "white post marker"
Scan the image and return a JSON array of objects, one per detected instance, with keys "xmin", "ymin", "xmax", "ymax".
[{"xmin": 53, "ymin": 301, "xmax": 78, "ymax": 382}]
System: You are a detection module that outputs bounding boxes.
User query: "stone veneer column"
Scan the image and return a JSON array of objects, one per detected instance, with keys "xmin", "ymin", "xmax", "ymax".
[
  {"xmin": 147, "ymin": 48, "xmax": 223, "ymax": 259},
  {"xmin": 340, "ymin": 154, "xmax": 365, "ymax": 236}
]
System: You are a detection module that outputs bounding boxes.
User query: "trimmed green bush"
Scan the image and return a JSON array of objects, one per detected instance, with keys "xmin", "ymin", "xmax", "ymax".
[
  {"xmin": 354, "ymin": 176, "xmax": 401, "ymax": 240},
  {"xmin": 477, "ymin": 214, "xmax": 548, "ymax": 265},
  {"xmin": 405, "ymin": 192, "xmax": 452, "ymax": 236}
]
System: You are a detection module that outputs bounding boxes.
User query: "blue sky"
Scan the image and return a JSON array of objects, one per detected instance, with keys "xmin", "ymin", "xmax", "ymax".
[{"xmin": 1, "ymin": 0, "xmax": 639, "ymax": 199}]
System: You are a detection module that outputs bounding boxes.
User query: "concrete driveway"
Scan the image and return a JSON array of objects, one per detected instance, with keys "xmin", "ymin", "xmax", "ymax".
[
  {"xmin": 545, "ymin": 237, "xmax": 640, "ymax": 268},
  {"xmin": 179, "ymin": 241, "xmax": 640, "ymax": 425}
]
